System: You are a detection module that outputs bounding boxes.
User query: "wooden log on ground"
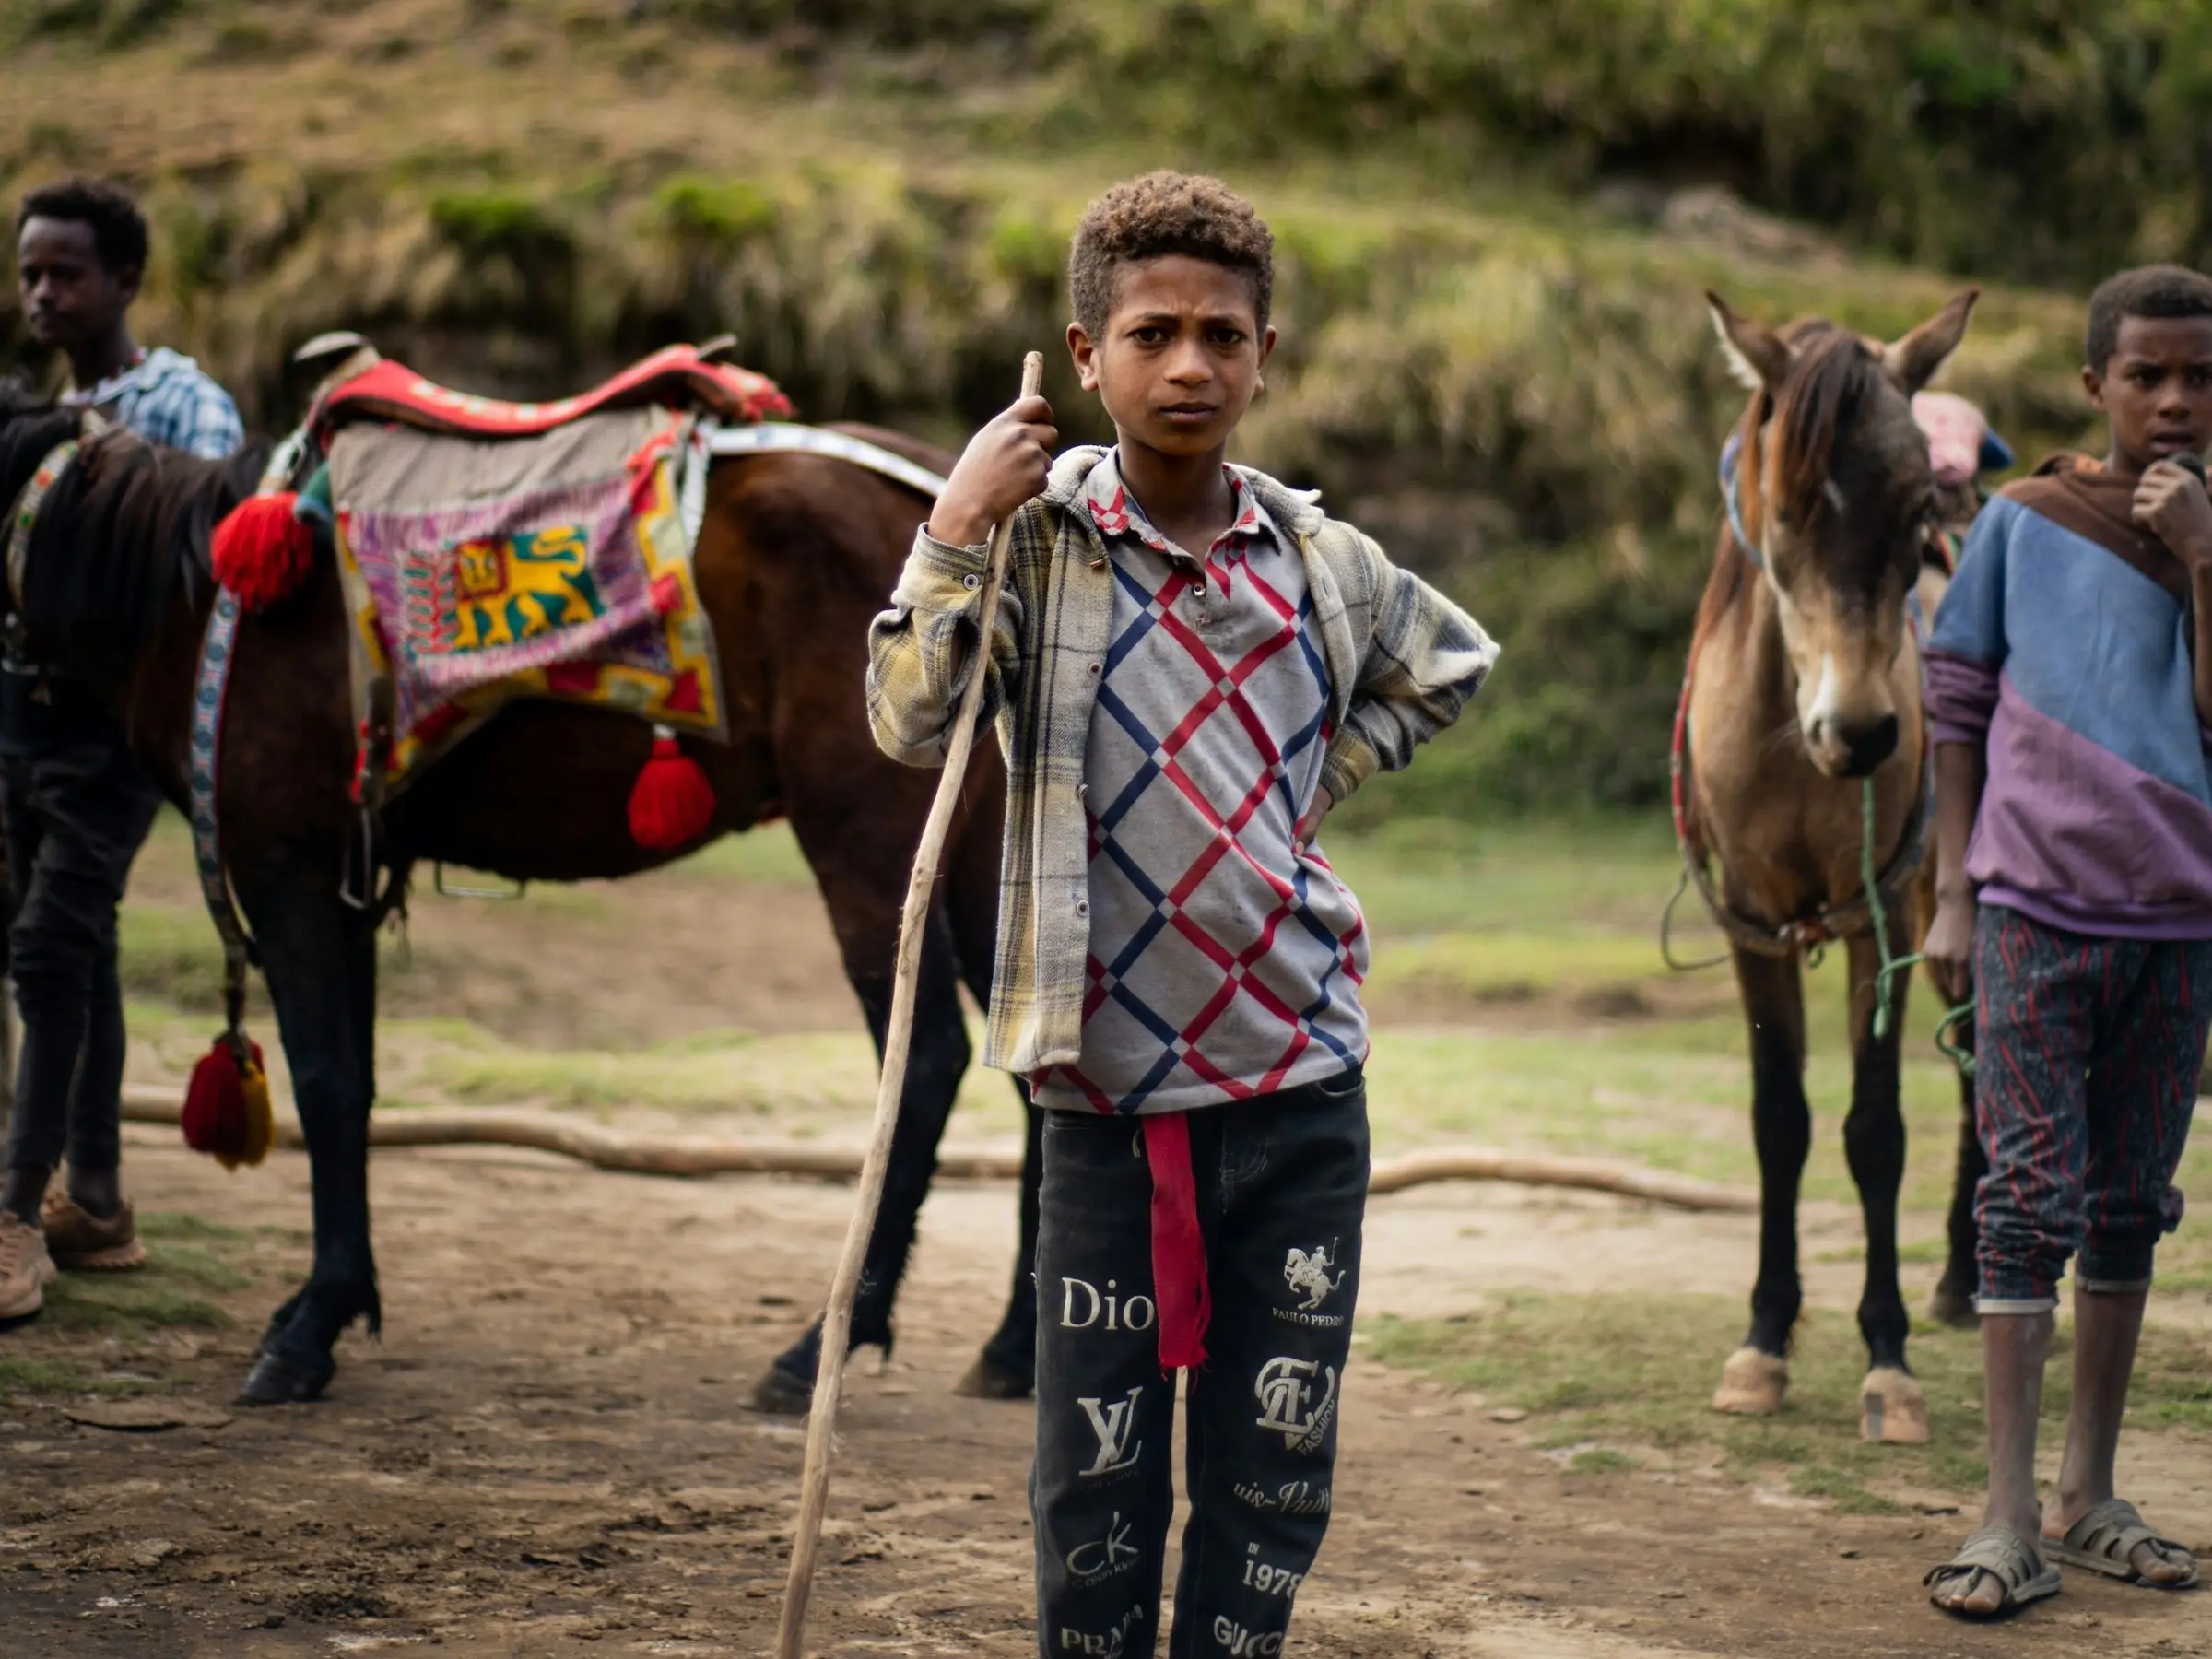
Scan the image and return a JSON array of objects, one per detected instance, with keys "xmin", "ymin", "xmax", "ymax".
[
  {"xmin": 119, "ymin": 1084, "xmax": 1019, "ymax": 1180},
  {"xmin": 119, "ymin": 1083, "xmax": 1753, "ymax": 1210}
]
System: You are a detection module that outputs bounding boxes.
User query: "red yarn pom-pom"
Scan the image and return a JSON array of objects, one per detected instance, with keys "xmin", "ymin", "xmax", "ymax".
[
  {"xmin": 629, "ymin": 734, "xmax": 715, "ymax": 851},
  {"xmin": 211, "ymin": 492, "xmax": 315, "ymax": 612},
  {"xmin": 182, "ymin": 1034, "xmax": 272, "ymax": 1170}
]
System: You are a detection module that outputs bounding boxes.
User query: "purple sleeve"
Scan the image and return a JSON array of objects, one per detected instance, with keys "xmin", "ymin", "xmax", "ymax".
[{"xmin": 1925, "ymin": 650, "xmax": 1999, "ymax": 747}]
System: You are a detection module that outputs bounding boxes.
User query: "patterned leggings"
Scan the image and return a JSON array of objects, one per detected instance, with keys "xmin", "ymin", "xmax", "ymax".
[{"xmin": 1973, "ymin": 905, "xmax": 2212, "ymax": 1313}]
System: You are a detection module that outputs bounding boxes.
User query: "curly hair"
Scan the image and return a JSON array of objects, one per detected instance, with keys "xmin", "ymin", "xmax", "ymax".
[
  {"xmin": 1068, "ymin": 171, "xmax": 1274, "ymax": 338},
  {"xmin": 2085, "ymin": 263, "xmax": 2212, "ymax": 371},
  {"xmin": 16, "ymin": 176, "xmax": 149, "ymax": 274}
]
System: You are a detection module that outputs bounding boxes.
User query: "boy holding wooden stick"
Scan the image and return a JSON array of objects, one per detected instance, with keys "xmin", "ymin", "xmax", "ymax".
[{"xmin": 868, "ymin": 171, "xmax": 1495, "ymax": 1657}]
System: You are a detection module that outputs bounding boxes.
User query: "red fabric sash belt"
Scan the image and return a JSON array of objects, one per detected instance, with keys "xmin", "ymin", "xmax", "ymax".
[{"xmin": 1142, "ymin": 1112, "xmax": 1210, "ymax": 1371}]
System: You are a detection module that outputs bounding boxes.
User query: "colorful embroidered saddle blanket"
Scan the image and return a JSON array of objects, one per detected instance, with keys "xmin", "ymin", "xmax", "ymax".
[
  {"xmin": 310, "ymin": 344, "xmax": 789, "ymax": 443},
  {"xmin": 325, "ymin": 406, "xmax": 724, "ymax": 792}
]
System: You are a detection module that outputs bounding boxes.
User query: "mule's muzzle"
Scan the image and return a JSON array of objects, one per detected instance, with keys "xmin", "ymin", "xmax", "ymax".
[{"xmin": 1817, "ymin": 712, "xmax": 1900, "ymax": 779}]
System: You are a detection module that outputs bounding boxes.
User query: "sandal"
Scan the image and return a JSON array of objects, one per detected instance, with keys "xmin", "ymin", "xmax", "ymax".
[
  {"xmin": 2044, "ymin": 1499, "xmax": 2199, "ymax": 1589},
  {"xmin": 1924, "ymin": 1524, "xmax": 2062, "ymax": 1619}
]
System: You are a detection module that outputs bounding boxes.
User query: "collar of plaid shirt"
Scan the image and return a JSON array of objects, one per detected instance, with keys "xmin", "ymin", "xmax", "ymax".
[
  {"xmin": 1078, "ymin": 447, "xmax": 1278, "ymax": 573},
  {"xmin": 65, "ymin": 345, "xmax": 164, "ymax": 406}
]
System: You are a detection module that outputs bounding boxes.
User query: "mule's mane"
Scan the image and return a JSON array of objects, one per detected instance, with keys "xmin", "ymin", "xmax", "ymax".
[
  {"xmin": 1691, "ymin": 321, "xmax": 1887, "ymax": 655},
  {"xmin": 0, "ymin": 382, "xmax": 267, "ymax": 672},
  {"xmin": 1766, "ymin": 323, "xmax": 1882, "ymax": 532}
]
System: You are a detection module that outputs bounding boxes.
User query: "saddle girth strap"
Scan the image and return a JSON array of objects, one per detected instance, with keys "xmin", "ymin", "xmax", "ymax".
[{"xmin": 189, "ymin": 586, "xmax": 258, "ymax": 1030}]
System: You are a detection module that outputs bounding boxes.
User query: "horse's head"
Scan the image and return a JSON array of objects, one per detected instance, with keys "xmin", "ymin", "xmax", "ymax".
[{"xmin": 1705, "ymin": 288, "xmax": 1978, "ymax": 778}]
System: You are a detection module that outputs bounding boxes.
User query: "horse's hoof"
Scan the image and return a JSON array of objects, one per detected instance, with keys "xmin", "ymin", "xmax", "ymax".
[
  {"xmin": 1712, "ymin": 1346, "xmax": 1788, "ymax": 1416},
  {"xmin": 953, "ymin": 1353, "xmax": 1033, "ymax": 1401},
  {"xmin": 1859, "ymin": 1365, "xmax": 1929, "ymax": 1444},
  {"xmin": 1926, "ymin": 1281, "xmax": 1980, "ymax": 1331},
  {"xmin": 236, "ymin": 1350, "xmax": 335, "ymax": 1406},
  {"xmin": 747, "ymin": 1363, "xmax": 814, "ymax": 1417}
]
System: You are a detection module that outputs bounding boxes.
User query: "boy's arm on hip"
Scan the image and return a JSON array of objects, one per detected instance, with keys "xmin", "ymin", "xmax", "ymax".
[{"xmin": 1321, "ymin": 535, "xmax": 1498, "ymax": 802}]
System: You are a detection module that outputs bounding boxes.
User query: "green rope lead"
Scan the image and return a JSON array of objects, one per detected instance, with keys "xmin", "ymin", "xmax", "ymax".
[{"xmin": 1861, "ymin": 777, "xmax": 1976, "ymax": 1075}]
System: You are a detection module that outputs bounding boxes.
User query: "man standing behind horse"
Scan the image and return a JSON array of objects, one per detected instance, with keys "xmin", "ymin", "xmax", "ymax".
[{"xmin": 0, "ymin": 177, "xmax": 242, "ymax": 1321}]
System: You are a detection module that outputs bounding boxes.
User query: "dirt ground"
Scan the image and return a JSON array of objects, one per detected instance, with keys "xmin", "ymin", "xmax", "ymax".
[{"xmin": 5, "ymin": 848, "xmax": 2210, "ymax": 1658}]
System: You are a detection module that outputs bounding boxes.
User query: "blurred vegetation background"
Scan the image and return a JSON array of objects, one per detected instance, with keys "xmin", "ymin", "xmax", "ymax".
[{"xmin": 0, "ymin": 0, "xmax": 2166, "ymax": 815}]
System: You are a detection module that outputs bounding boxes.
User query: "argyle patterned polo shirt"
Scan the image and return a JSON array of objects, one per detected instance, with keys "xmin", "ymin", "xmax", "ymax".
[{"xmin": 1031, "ymin": 449, "xmax": 1370, "ymax": 1114}]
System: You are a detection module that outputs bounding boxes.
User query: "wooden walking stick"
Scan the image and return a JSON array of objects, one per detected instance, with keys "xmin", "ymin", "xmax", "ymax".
[{"xmin": 774, "ymin": 350, "xmax": 1044, "ymax": 1659}]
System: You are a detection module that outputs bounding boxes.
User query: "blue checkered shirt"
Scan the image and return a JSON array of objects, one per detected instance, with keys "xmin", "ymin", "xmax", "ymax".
[{"xmin": 65, "ymin": 346, "xmax": 242, "ymax": 459}]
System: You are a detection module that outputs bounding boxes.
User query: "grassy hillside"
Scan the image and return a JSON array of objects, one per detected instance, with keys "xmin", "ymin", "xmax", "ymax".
[{"xmin": 0, "ymin": 0, "xmax": 2114, "ymax": 812}]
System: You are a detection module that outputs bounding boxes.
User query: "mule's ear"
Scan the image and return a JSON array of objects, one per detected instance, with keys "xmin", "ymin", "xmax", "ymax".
[
  {"xmin": 1883, "ymin": 288, "xmax": 1979, "ymax": 396},
  {"xmin": 1706, "ymin": 290, "xmax": 1793, "ymax": 392}
]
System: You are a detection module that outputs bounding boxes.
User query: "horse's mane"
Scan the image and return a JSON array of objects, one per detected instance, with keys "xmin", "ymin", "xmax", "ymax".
[
  {"xmin": 1690, "ymin": 321, "xmax": 1885, "ymax": 654},
  {"xmin": 0, "ymin": 378, "xmax": 268, "ymax": 672}
]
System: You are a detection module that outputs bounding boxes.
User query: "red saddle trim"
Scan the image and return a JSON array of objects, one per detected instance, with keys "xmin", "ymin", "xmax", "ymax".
[{"xmin": 310, "ymin": 345, "xmax": 792, "ymax": 444}]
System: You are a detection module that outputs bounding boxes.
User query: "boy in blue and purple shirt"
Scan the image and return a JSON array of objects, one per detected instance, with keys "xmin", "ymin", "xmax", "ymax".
[{"xmin": 1922, "ymin": 265, "xmax": 2212, "ymax": 1618}]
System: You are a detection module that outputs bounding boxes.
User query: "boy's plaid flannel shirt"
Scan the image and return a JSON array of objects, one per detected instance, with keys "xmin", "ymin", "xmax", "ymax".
[{"xmin": 866, "ymin": 445, "xmax": 1497, "ymax": 1077}]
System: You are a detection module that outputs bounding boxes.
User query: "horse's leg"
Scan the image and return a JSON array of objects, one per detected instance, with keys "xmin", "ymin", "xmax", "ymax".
[
  {"xmin": 749, "ymin": 906, "xmax": 971, "ymax": 1414},
  {"xmin": 1713, "ymin": 945, "xmax": 1807, "ymax": 1417},
  {"xmin": 944, "ymin": 807, "xmax": 1038, "ymax": 1401},
  {"xmin": 1929, "ymin": 1049, "xmax": 1983, "ymax": 1329},
  {"xmin": 233, "ymin": 861, "xmax": 381, "ymax": 1406},
  {"xmin": 952, "ymin": 1072, "xmax": 1038, "ymax": 1399},
  {"xmin": 1843, "ymin": 924, "xmax": 1928, "ymax": 1443}
]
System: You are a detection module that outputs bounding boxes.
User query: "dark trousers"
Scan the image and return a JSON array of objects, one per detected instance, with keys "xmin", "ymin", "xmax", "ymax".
[
  {"xmin": 0, "ymin": 706, "xmax": 162, "ymax": 1176},
  {"xmin": 1031, "ymin": 1070, "xmax": 1369, "ymax": 1659}
]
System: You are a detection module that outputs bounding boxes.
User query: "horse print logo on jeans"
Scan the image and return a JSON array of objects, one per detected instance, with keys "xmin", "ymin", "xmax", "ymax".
[
  {"xmin": 1078, "ymin": 1387, "xmax": 1145, "ymax": 1477},
  {"xmin": 1253, "ymin": 1357, "xmax": 1337, "ymax": 1453},
  {"xmin": 1276, "ymin": 1242, "xmax": 1346, "ymax": 1326}
]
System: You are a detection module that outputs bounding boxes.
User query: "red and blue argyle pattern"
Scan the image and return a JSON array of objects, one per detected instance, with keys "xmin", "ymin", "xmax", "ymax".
[{"xmin": 1033, "ymin": 453, "xmax": 1370, "ymax": 1115}]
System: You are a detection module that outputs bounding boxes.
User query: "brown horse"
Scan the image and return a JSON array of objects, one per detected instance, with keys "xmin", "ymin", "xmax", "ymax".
[
  {"xmin": 1678, "ymin": 291, "xmax": 1984, "ymax": 1444},
  {"xmin": 0, "ymin": 376, "xmax": 1040, "ymax": 1410}
]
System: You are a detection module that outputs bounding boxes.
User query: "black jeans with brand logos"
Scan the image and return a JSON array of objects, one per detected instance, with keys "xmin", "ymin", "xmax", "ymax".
[{"xmin": 1030, "ymin": 1069, "xmax": 1369, "ymax": 1659}]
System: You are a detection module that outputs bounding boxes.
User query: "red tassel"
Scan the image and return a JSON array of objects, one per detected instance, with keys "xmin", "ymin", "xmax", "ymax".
[
  {"xmin": 211, "ymin": 492, "xmax": 315, "ymax": 612},
  {"xmin": 182, "ymin": 1034, "xmax": 268, "ymax": 1169},
  {"xmin": 628, "ymin": 732, "xmax": 714, "ymax": 851}
]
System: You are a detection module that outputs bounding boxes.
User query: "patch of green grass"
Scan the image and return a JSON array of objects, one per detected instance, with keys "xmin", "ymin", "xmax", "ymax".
[
  {"xmin": 1566, "ymin": 1448, "xmax": 1637, "ymax": 1476},
  {"xmin": 655, "ymin": 172, "xmax": 779, "ymax": 243},
  {"xmin": 0, "ymin": 1355, "xmax": 88, "ymax": 1397},
  {"xmin": 1370, "ymin": 930, "xmax": 1677, "ymax": 1003},
  {"xmin": 1790, "ymin": 1465, "xmax": 1907, "ymax": 1515},
  {"xmin": 429, "ymin": 187, "xmax": 566, "ymax": 257},
  {"xmin": 410, "ymin": 1018, "xmax": 1024, "ymax": 1136},
  {"xmin": 42, "ymin": 1277, "xmax": 229, "ymax": 1335},
  {"xmin": 117, "ymin": 904, "xmax": 231, "ymax": 1013},
  {"xmin": 673, "ymin": 820, "xmax": 818, "ymax": 888},
  {"xmin": 30, "ymin": 1206, "xmax": 257, "ymax": 1336},
  {"xmin": 1326, "ymin": 816, "xmax": 1683, "ymax": 938},
  {"xmin": 138, "ymin": 1210, "xmax": 249, "ymax": 1246},
  {"xmin": 1367, "ymin": 1292, "xmax": 2212, "ymax": 1506}
]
